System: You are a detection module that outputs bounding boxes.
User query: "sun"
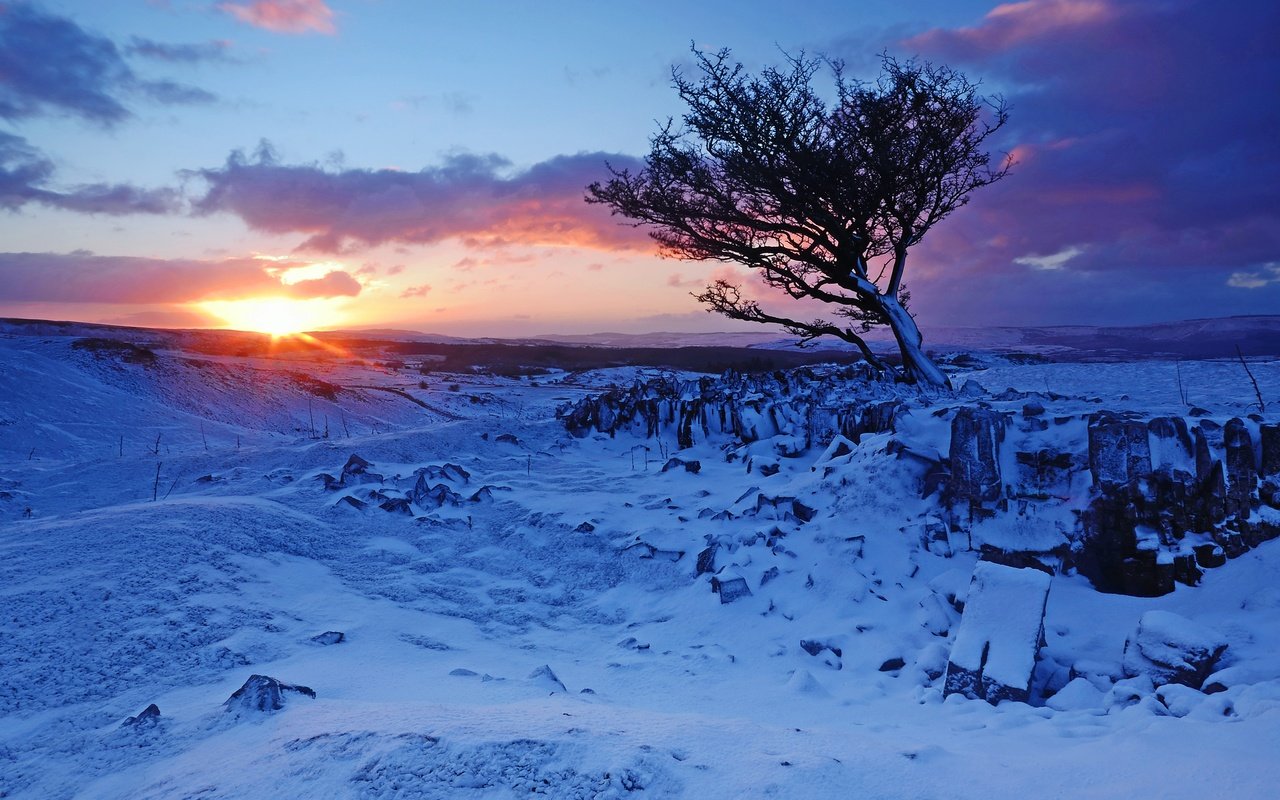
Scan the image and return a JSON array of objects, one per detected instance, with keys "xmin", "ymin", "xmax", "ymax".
[{"xmin": 201, "ymin": 297, "xmax": 341, "ymax": 337}]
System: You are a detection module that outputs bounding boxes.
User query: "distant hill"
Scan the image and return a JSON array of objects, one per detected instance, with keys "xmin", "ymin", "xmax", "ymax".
[{"xmin": 6, "ymin": 315, "xmax": 1280, "ymax": 363}]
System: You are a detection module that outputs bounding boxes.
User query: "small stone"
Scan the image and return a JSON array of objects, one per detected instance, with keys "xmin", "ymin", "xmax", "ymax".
[
  {"xmin": 122, "ymin": 703, "xmax": 161, "ymax": 728},
  {"xmin": 310, "ymin": 631, "xmax": 345, "ymax": 645},
  {"xmin": 879, "ymin": 657, "xmax": 907, "ymax": 672}
]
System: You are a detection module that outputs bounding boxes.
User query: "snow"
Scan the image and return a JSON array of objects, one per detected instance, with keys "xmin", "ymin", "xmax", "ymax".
[
  {"xmin": 946, "ymin": 562, "xmax": 1052, "ymax": 694},
  {"xmin": 1, "ymin": 330, "xmax": 1279, "ymax": 798}
]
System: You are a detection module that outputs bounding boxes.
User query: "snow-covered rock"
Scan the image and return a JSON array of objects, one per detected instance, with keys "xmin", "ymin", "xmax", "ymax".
[
  {"xmin": 944, "ymin": 562, "xmax": 1052, "ymax": 704},
  {"xmin": 1122, "ymin": 610, "xmax": 1228, "ymax": 689},
  {"xmin": 223, "ymin": 675, "xmax": 316, "ymax": 715}
]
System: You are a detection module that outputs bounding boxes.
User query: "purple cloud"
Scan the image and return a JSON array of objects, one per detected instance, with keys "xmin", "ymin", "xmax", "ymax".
[
  {"xmin": 0, "ymin": 2, "xmax": 214, "ymax": 124},
  {"xmin": 884, "ymin": 0, "xmax": 1280, "ymax": 323},
  {"xmin": 191, "ymin": 144, "xmax": 652, "ymax": 253},
  {"xmin": 0, "ymin": 131, "xmax": 178, "ymax": 214},
  {"xmin": 0, "ymin": 251, "xmax": 361, "ymax": 303}
]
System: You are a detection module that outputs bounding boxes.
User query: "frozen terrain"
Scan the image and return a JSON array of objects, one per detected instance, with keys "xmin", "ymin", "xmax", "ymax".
[{"xmin": 1, "ymin": 325, "xmax": 1279, "ymax": 799}]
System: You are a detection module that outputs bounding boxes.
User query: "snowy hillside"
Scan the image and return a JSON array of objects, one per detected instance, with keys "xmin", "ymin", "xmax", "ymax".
[{"xmin": 2, "ymin": 328, "xmax": 1279, "ymax": 799}]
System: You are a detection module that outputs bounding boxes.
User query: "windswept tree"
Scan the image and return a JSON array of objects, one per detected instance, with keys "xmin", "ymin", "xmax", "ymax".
[{"xmin": 587, "ymin": 49, "xmax": 1010, "ymax": 386}]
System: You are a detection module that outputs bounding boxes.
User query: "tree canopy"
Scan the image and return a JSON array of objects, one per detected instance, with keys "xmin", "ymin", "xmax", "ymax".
[{"xmin": 587, "ymin": 48, "xmax": 1011, "ymax": 386}]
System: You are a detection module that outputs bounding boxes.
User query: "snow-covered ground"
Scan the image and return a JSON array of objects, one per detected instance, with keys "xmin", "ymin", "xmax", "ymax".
[{"xmin": 2, "ymin": 331, "xmax": 1278, "ymax": 799}]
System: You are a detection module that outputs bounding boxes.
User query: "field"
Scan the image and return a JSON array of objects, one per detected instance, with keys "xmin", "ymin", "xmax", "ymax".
[{"xmin": 2, "ymin": 321, "xmax": 1279, "ymax": 799}]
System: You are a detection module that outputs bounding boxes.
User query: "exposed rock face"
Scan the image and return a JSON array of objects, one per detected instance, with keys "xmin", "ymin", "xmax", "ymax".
[
  {"xmin": 563, "ymin": 367, "xmax": 1279, "ymax": 599},
  {"xmin": 944, "ymin": 563, "xmax": 1051, "ymax": 705},
  {"xmin": 947, "ymin": 408, "xmax": 1005, "ymax": 506},
  {"xmin": 558, "ymin": 366, "xmax": 893, "ymax": 448},
  {"xmin": 1088, "ymin": 414, "xmax": 1151, "ymax": 488},
  {"xmin": 1122, "ymin": 611, "xmax": 1228, "ymax": 689},
  {"xmin": 224, "ymin": 674, "xmax": 316, "ymax": 714}
]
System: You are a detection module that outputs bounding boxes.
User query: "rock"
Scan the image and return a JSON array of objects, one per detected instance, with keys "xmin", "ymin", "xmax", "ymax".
[
  {"xmin": 1224, "ymin": 418, "xmax": 1257, "ymax": 518},
  {"xmin": 311, "ymin": 631, "xmax": 344, "ymax": 645},
  {"xmin": 412, "ymin": 481, "xmax": 461, "ymax": 509},
  {"xmin": 575, "ymin": 522, "xmax": 595, "ymax": 533},
  {"xmin": 527, "ymin": 664, "xmax": 567, "ymax": 693},
  {"xmin": 379, "ymin": 498, "xmax": 413, "ymax": 514},
  {"xmin": 122, "ymin": 703, "xmax": 161, "ymax": 728},
  {"xmin": 879, "ymin": 657, "xmax": 906, "ymax": 672},
  {"xmin": 1193, "ymin": 542, "xmax": 1226, "ymax": 568},
  {"xmin": 1022, "ymin": 401, "xmax": 1045, "ymax": 417},
  {"xmin": 1154, "ymin": 683, "xmax": 1206, "ymax": 717},
  {"xmin": 416, "ymin": 463, "xmax": 471, "ymax": 484},
  {"xmin": 1046, "ymin": 677, "xmax": 1105, "ymax": 712},
  {"xmin": 495, "ymin": 433, "xmax": 520, "ymax": 445},
  {"xmin": 800, "ymin": 639, "xmax": 842, "ymax": 658},
  {"xmin": 1122, "ymin": 611, "xmax": 1227, "ymax": 689},
  {"xmin": 1013, "ymin": 449, "xmax": 1076, "ymax": 497},
  {"xmin": 948, "ymin": 408, "xmax": 1006, "ymax": 505},
  {"xmin": 337, "ymin": 495, "xmax": 367, "ymax": 510},
  {"xmin": 661, "ymin": 457, "xmax": 701, "ymax": 474},
  {"xmin": 341, "ymin": 454, "xmax": 381, "ymax": 484},
  {"xmin": 224, "ymin": 675, "xmax": 316, "ymax": 714},
  {"xmin": 1088, "ymin": 414, "xmax": 1151, "ymax": 488},
  {"xmin": 694, "ymin": 544, "xmax": 718, "ymax": 576},
  {"xmin": 785, "ymin": 669, "xmax": 830, "ymax": 696},
  {"xmin": 760, "ymin": 566, "xmax": 780, "ymax": 586},
  {"xmin": 711, "ymin": 576, "xmax": 752, "ymax": 604},
  {"xmin": 1261, "ymin": 424, "xmax": 1280, "ymax": 478},
  {"xmin": 449, "ymin": 668, "xmax": 479, "ymax": 677},
  {"xmin": 943, "ymin": 562, "xmax": 1051, "ymax": 704}
]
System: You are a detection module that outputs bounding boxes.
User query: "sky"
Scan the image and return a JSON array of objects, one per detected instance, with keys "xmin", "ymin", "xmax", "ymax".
[{"xmin": 0, "ymin": 0, "xmax": 1277, "ymax": 337}]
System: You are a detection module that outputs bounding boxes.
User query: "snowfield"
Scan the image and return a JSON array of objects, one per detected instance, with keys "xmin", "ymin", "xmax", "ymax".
[{"xmin": 2, "ymin": 329, "xmax": 1279, "ymax": 799}]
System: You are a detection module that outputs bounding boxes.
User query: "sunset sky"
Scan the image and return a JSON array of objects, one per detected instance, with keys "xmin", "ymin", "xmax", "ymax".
[{"xmin": 1, "ymin": 0, "xmax": 1277, "ymax": 336}]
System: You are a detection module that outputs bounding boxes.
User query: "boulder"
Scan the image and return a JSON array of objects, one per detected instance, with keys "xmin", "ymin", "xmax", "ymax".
[
  {"xmin": 224, "ymin": 674, "xmax": 316, "ymax": 714},
  {"xmin": 712, "ymin": 576, "xmax": 752, "ymax": 604},
  {"xmin": 1122, "ymin": 610, "xmax": 1227, "ymax": 689},
  {"xmin": 311, "ymin": 631, "xmax": 345, "ymax": 645},
  {"xmin": 943, "ymin": 562, "xmax": 1051, "ymax": 704}
]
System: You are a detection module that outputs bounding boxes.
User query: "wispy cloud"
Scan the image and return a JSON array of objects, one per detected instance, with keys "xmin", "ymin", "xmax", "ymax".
[
  {"xmin": 0, "ymin": 132, "xmax": 179, "ymax": 215},
  {"xmin": 217, "ymin": 0, "xmax": 336, "ymax": 35},
  {"xmin": 126, "ymin": 36, "xmax": 235, "ymax": 64},
  {"xmin": 1227, "ymin": 263, "xmax": 1280, "ymax": 290}
]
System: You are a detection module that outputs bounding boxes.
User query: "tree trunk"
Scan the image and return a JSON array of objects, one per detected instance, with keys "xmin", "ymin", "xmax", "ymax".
[{"xmin": 877, "ymin": 296, "xmax": 951, "ymax": 388}]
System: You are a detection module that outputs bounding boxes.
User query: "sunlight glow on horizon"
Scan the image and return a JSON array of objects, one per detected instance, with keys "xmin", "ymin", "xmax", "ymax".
[{"xmin": 199, "ymin": 296, "xmax": 349, "ymax": 336}]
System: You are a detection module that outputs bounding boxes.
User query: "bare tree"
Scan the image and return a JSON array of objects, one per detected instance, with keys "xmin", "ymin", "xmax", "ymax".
[{"xmin": 587, "ymin": 49, "xmax": 1010, "ymax": 386}]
